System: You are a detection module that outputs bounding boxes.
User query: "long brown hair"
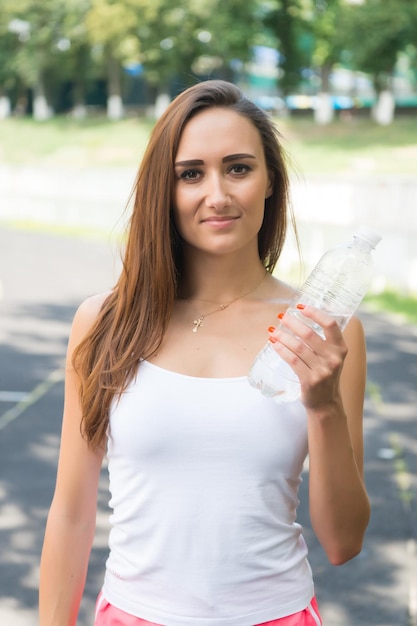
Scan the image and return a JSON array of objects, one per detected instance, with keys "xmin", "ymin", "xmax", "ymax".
[{"xmin": 73, "ymin": 79, "xmax": 293, "ymax": 449}]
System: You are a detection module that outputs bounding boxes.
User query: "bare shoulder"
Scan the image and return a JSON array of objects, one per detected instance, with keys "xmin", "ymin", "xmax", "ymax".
[
  {"xmin": 68, "ymin": 291, "xmax": 112, "ymax": 354},
  {"xmin": 74, "ymin": 291, "xmax": 111, "ymax": 327},
  {"xmin": 343, "ymin": 315, "xmax": 366, "ymax": 349},
  {"xmin": 265, "ymin": 274, "xmax": 297, "ymax": 302}
]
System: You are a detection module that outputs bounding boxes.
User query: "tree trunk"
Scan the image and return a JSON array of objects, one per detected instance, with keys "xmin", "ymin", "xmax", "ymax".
[
  {"xmin": 71, "ymin": 46, "xmax": 88, "ymax": 119},
  {"xmin": 371, "ymin": 73, "xmax": 395, "ymax": 125},
  {"xmin": 315, "ymin": 93, "xmax": 334, "ymax": 125},
  {"xmin": 33, "ymin": 75, "xmax": 52, "ymax": 121},
  {"xmin": 154, "ymin": 91, "xmax": 170, "ymax": 118},
  {"xmin": 72, "ymin": 75, "xmax": 87, "ymax": 119},
  {"xmin": 107, "ymin": 53, "xmax": 123, "ymax": 120},
  {"xmin": 0, "ymin": 89, "xmax": 11, "ymax": 119},
  {"xmin": 314, "ymin": 64, "xmax": 334, "ymax": 125},
  {"xmin": 372, "ymin": 90, "xmax": 395, "ymax": 125}
]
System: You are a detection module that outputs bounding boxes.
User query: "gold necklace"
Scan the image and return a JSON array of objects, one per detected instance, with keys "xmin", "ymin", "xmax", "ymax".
[{"xmin": 190, "ymin": 272, "xmax": 268, "ymax": 333}]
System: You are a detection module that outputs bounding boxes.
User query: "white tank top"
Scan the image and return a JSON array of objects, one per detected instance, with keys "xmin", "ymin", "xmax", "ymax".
[{"xmin": 102, "ymin": 360, "xmax": 314, "ymax": 626}]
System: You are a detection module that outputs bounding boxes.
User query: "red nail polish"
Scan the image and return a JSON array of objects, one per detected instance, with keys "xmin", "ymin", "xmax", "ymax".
[
  {"xmin": 277, "ymin": 312, "xmax": 284, "ymax": 320},
  {"xmin": 268, "ymin": 326, "xmax": 275, "ymax": 333},
  {"xmin": 269, "ymin": 337, "xmax": 277, "ymax": 344},
  {"xmin": 296, "ymin": 303, "xmax": 306, "ymax": 310}
]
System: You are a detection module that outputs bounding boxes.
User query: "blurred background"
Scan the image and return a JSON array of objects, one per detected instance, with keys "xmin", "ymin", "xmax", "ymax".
[
  {"xmin": 1, "ymin": 1, "xmax": 417, "ymax": 625},
  {"xmin": 0, "ymin": 0, "xmax": 417, "ymax": 301}
]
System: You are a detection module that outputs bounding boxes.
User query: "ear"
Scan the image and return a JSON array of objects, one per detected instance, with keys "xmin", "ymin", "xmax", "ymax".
[{"xmin": 265, "ymin": 172, "xmax": 274, "ymax": 199}]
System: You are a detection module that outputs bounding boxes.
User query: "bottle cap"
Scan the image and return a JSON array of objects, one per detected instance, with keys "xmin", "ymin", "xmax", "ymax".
[{"xmin": 355, "ymin": 225, "xmax": 382, "ymax": 249}]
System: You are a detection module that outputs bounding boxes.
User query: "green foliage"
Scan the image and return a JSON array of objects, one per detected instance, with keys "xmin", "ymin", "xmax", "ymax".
[
  {"xmin": 5, "ymin": 0, "xmax": 67, "ymax": 86},
  {"xmin": 0, "ymin": 0, "xmax": 268, "ymax": 110},
  {"xmin": 0, "ymin": 0, "xmax": 416, "ymax": 112},
  {"xmin": 0, "ymin": 0, "xmax": 92, "ymax": 101},
  {"xmin": 310, "ymin": 0, "xmax": 344, "ymax": 68},
  {"xmin": 263, "ymin": 0, "xmax": 417, "ymax": 94},
  {"xmin": 264, "ymin": 0, "xmax": 312, "ymax": 94},
  {"xmin": 340, "ymin": 0, "xmax": 417, "ymax": 89},
  {"xmin": 264, "ymin": 0, "xmax": 352, "ymax": 92},
  {"xmin": 0, "ymin": 30, "xmax": 18, "ymax": 89},
  {"xmin": 85, "ymin": 0, "xmax": 161, "ymax": 60},
  {"xmin": 136, "ymin": 0, "xmax": 263, "ymax": 87}
]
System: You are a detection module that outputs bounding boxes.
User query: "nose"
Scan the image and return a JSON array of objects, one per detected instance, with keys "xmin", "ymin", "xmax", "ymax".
[{"xmin": 204, "ymin": 173, "xmax": 231, "ymax": 210}]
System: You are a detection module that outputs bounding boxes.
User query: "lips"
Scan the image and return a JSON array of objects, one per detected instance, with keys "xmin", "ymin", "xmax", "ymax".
[
  {"xmin": 202, "ymin": 215, "xmax": 239, "ymax": 223},
  {"xmin": 201, "ymin": 216, "xmax": 240, "ymax": 230}
]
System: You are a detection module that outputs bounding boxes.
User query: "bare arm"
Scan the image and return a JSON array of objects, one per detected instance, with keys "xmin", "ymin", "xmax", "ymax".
[
  {"xmin": 272, "ymin": 310, "xmax": 370, "ymax": 565},
  {"xmin": 39, "ymin": 295, "xmax": 107, "ymax": 626}
]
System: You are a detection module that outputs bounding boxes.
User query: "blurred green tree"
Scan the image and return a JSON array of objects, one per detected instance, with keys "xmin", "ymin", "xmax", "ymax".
[
  {"xmin": 262, "ymin": 0, "xmax": 347, "ymax": 123},
  {"xmin": 0, "ymin": 0, "xmax": 264, "ymax": 118},
  {"xmin": 2, "ymin": 0, "xmax": 74, "ymax": 120},
  {"xmin": 133, "ymin": 0, "xmax": 263, "ymax": 115},
  {"xmin": 0, "ymin": 0, "xmax": 95, "ymax": 118},
  {"xmin": 308, "ymin": 0, "xmax": 346, "ymax": 124},
  {"xmin": 263, "ymin": 0, "xmax": 312, "ymax": 97},
  {"xmin": 60, "ymin": 0, "xmax": 93, "ymax": 119},
  {"xmin": 0, "ymin": 5, "xmax": 20, "ymax": 118},
  {"xmin": 1, "ymin": 0, "xmax": 415, "ymax": 121},
  {"xmin": 340, "ymin": 0, "xmax": 417, "ymax": 124},
  {"xmin": 85, "ymin": 0, "xmax": 162, "ymax": 119}
]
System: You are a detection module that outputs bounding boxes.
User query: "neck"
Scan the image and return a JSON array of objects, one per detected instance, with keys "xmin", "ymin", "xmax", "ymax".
[{"xmin": 180, "ymin": 258, "xmax": 267, "ymax": 304}]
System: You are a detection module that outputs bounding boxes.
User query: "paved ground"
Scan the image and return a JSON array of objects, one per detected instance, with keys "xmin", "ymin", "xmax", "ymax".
[{"xmin": 0, "ymin": 226, "xmax": 416, "ymax": 626}]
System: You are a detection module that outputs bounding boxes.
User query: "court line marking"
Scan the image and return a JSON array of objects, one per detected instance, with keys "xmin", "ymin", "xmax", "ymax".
[
  {"xmin": 0, "ymin": 391, "xmax": 29, "ymax": 402},
  {"xmin": 408, "ymin": 538, "xmax": 417, "ymax": 625},
  {"xmin": 0, "ymin": 368, "xmax": 64, "ymax": 431}
]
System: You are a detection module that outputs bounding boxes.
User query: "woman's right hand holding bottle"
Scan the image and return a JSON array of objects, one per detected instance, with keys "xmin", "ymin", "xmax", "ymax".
[{"xmin": 268, "ymin": 304, "xmax": 348, "ymax": 411}]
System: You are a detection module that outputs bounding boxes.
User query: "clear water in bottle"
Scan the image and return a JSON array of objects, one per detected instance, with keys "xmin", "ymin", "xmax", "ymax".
[{"xmin": 248, "ymin": 225, "xmax": 382, "ymax": 403}]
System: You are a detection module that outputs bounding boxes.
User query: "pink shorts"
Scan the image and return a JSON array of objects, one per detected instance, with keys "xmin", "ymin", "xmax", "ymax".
[{"xmin": 94, "ymin": 593, "xmax": 322, "ymax": 626}]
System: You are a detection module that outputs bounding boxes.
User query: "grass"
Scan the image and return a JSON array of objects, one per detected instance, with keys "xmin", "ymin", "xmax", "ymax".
[
  {"xmin": 1, "ymin": 218, "xmax": 124, "ymax": 241},
  {"xmin": 0, "ymin": 116, "xmax": 154, "ymax": 168},
  {"xmin": 1, "ymin": 112, "xmax": 417, "ymax": 174},
  {"xmin": 277, "ymin": 114, "xmax": 417, "ymax": 176},
  {"xmin": 364, "ymin": 289, "xmax": 417, "ymax": 325}
]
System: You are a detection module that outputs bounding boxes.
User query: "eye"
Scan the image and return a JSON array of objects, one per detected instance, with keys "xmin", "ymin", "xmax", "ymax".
[
  {"xmin": 228, "ymin": 163, "xmax": 252, "ymax": 176},
  {"xmin": 177, "ymin": 168, "xmax": 201, "ymax": 181}
]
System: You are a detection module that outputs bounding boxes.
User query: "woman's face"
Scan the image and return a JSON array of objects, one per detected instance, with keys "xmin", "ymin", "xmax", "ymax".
[{"xmin": 173, "ymin": 107, "xmax": 273, "ymax": 260}]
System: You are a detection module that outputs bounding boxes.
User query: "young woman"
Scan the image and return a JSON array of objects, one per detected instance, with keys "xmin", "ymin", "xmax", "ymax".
[{"xmin": 39, "ymin": 80, "xmax": 370, "ymax": 626}]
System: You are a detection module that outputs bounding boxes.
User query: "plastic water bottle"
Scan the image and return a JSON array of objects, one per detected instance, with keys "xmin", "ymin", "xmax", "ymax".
[{"xmin": 248, "ymin": 225, "xmax": 382, "ymax": 403}]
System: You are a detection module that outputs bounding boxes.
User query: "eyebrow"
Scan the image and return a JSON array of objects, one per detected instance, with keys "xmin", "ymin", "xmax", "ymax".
[{"xmin": 175, "ymin": 153, "xmax": 257, "ymax": 167}]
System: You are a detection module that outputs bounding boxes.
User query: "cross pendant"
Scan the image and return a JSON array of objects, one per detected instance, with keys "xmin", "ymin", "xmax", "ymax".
[{"xmin": 193, "ymin": 317, "xmax": 204, "ymax": 332}]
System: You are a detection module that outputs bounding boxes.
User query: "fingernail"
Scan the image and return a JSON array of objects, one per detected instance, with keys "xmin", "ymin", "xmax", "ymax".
[
  {"xmin": 277, "ymin": 312, "xmax": 284, "ymax": 319},
  {"xmin": 269, "ymin": 336, "xmax": 277, "ymax": 344},
  {"xmin": 268, "ymin": 326, "xmax": 275, "ymax": 333},
  {"xmin": 296, "ymin": 303, "xmax": 306, "ymax": 310}
]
